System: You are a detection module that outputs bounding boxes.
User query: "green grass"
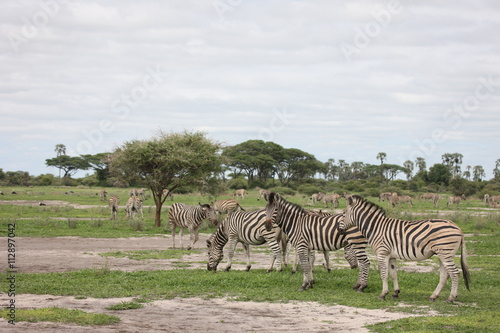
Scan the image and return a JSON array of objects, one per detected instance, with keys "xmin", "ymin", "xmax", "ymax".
[{"xmin": 0, "ymin": 307, "xmax": 120, "ymax": 326}]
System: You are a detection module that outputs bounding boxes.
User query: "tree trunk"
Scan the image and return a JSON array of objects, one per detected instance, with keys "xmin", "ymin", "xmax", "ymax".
[{"xmin": 153, "ymin": 192, "xmax": 163, "ymax": 227}]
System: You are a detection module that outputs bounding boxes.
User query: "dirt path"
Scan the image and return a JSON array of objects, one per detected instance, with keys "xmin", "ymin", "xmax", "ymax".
[{"xmin": 0, "ymin": 235, "xmax": 431, "ymax": 332}]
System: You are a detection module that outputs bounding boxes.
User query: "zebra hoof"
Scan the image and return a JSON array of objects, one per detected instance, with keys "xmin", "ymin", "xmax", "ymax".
[
  {"xmin": 224, "ymin": 266, "xmax": 231, "ymax": 272},
  {"xmin": 378, "ymin": 296, "xmax": 386, "ymax": 300},
  {"xmin": 429, "ymin": 297, "xmax": 436, "ymax": 302},
  {"xmin": 187, "ymin": 246, "xmax": 192, "ymax": 250},
  {"xmin": 245, "ymin": 265, "xmax": 251, "ymax": 272}
]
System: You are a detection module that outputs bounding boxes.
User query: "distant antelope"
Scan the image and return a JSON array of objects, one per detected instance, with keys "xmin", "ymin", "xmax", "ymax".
[{"xmin": 109, "ymin": 196, "xmax": 120, "ymax": 220}]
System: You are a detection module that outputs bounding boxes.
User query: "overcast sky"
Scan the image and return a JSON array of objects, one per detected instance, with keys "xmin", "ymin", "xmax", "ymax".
[{"xmin": 1, "ymin": 0, "xmax": 499, "ymax": 179}]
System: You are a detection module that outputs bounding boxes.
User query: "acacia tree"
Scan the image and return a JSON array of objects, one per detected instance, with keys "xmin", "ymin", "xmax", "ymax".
[{"xmin": 109, "ymin": 130, "xmax": 224, "ymax": 227}]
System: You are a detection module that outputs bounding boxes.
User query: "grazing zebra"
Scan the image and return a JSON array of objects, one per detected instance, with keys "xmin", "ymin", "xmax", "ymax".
[
  {"xmin": 447, "ymin": 195, "xmax": 465, "ymax": 208},
  {"xmin": 212, "ymin": 199, "xmax": 245, "ymax": 216},
  {"xmin": 233, "ymin": 189, "xmax": 247, "ymax": 199},
  {"xmin": 378, "ymin": 192, "xmax": 394, "ymax": 202},
  {"xmin": 169, "ymin": 203, "xmax": 217, "ymax": 250},
  {"xmin": 339, "ymin": 195, "xmax": 470, "ymax": 302},
  {"xmin": 484, "ymin": 194, "xmax": 490, "ymax": 206},
  {"xmin": 129, "ymin": 188, "xmax": 146, "ymax": 199},
  {"xmin": 310, "ymin": 192, "xmax": 326, "ymax": 205},
  {"xmin": 420, "ymin": 193, "xmax": 440, "ymax": 207},
  {"xmin": 264, "ymin": 192, "xmax": 370, "ymax": 291},
  {"xmin": 488, "ymin": 195, "xmax": 500, "ymax": 207},
  {"xmin": 108, "ymin": 196, "xmax": 120, "ymax": 220},
  {"xmin": 257, "ymin": 188, "xmax": 271, "ymax": 201},
  {"xmin": 322, "ymin": 193, "xmax": 341, "ymax": 208},
  {"xmin": 125, "ymin": 195, "xmax": 143, "ymax": 219},
  {"xmin": 99, "ymin": 189, "xmax": 107, "ymax": 201},
  {"xmin": 206, "ymin": 209, "xmax": 284, "ymax": 272}
]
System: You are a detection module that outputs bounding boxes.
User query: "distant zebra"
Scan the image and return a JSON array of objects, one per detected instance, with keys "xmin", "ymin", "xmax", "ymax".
[
  {"xmin": 339, "ymin": 195, "xmax": 470, "ymax": 302},
  {"xmin": 129, "ymin": 188, "xmax": 146, "ymax": 199},
  {"xmin": 206, "ymin": 209, "xmax": 284, "ymax": 272},
  {"xmin": 420, "ymin": 193, "xmax": 440, "ymax": 207},
  {"xmin": 233, "ymin": 189, "xmax": 247, "ymax": 199},
  {"xmin": 257, "ymin": 188, "xmax": 271, "ymax": 201},
  {"xmin": 484, "ymin": 194, "xmax": 490, "ymax": 206},
  {"xmin": 99, "ymin": 189, "xmax": 107, "ymax": 201},
  {"xmin": 322, "ymin": 193, "xmax": 341, "ymax": 208},
  {"xmin": 212, "ymin": 199, "xmax": 245, "ymax": 216},
  {"xmin": 311, "ymin": 192, "xmax": 326, "ymax": 205},
  {"xmin": 378, "ymin": 192, "xmax": 393, "ymax": 202},
  {"xmin": 264, "ymin": 192, "xmax": 370, "ymax": 291},
  {"xmin": 169, "ymin": 203, "xmax": 217, "ymax": 250},
  {"xmin": 447, "ymin": 195, "xmax": 465, "ymax": 208},
  {"xmin": 108, "ymin": 196, "xmax": 120, "ymax": 220},
  {"xmin": 489, "ymin": 195, "xmax": 500, "ymax": 207},
  {"xmin": 125, "ymin": 195, "xmax": 143, "ymax": 219}
]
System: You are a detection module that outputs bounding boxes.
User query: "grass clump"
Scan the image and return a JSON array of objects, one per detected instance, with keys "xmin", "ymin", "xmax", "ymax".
[{"xmin": 0, "ymin": 307, "xmax": 120, "ymax": 326}]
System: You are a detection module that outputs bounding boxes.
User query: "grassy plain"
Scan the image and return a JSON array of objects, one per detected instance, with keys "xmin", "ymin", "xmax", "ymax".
[{"xmin": 0, "ymin": 186, "xmax": 499, "ymax": 332}]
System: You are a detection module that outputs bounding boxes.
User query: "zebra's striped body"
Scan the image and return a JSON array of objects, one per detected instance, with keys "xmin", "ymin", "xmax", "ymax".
[
  {"xmin": 99, "ymin": 189, "xmax": 107, "ymax": 201},
  {"xmin": 420, "ymin": 193, "xmax": 440, "ymax": 207},
  {"xmin": 125, "ymin": 195, "xmax": 143, "ymax": 219},
  {"xmin": 264, "ymin": 192, "xmax": 369, "ymax": 291},
  {"xmin": 339, "ymin": 195, "xmax": 470, "ymax": 302},
  {"xmin": 169, "ymin": 203, "xmax": 217, "ymax": 250},
  {"xmin": 447, "ymin": 195, "xmax": 465, "ymax": 208},
  {"xmin": 213, "ymin": 199, "xmax": 245, "ymax": 216},
  {"xmin": 206, "ymin": 209, "xmax": 283, "ymax": 272},
  {"xmin": 108, "ymin": 196, "xmax": 120, "ymax": 220}
]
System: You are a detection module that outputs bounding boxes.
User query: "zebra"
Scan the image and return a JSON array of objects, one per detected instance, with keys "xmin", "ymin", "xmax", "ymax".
[
  {"xmin": 257, "ymin": 188, "xmax": 271, "ymax": 201},
  {"xmin": 125, "ymin": 195, "xmax": 143, "ymax": 219},
  {"xmin": 212, "ymin": 199, "xmax": 245, "ymax": 222},
  {"xmin": 322, "ymin": 193, "xmax": 341, "ymax": 208},
  {"xmin": 264, "ymin": 192, "xmax": 370, "ymax": 291},
  {"xmin": 233, "ymin": 189, "xmax": 247, "ymax": 199},
  {"xmin": 206, "ymin": 209, "xmax": 284, "ymax": 272},
  {"xmin": 310, "ymin": 192, "xmax": 326, "ymax": 205},
  {"xmin": 378, "ymin": 192, "xmax": 393, "ymax": 202},
  {"xmin": 447, "ymin": 195, "xmax": 465, "ymax": 208},
  {"xmin": 99, "ymin": 189, "xmax": 107, "ymax": 201},
  {"xmin": 338, "ymin": 195, "xmax": 470, "ymax": 302},
  {"xmin": 129, "ymin": 188, "xmax": 146, "ymax": 199},
  {"xmin": 488, "ymin": 195, "xmax": 500, "ymax": 207},
  {"xmin": 484, "ymin": 194, "xmax": 490, "ymax": 206},
  {"xmin": 169, "ymin": 203, "xmax": 217, "ymax": 250},
  {"xmin": 420, "ymin": 193, "xmax": 440, "ymax": 207},
  {"xmin": 108, "ymin": 196, "xmax": 120, "ymax": 220},
  {"xmin": 391, "ymin": 195, "xmax": 413, "ymax": 208}
]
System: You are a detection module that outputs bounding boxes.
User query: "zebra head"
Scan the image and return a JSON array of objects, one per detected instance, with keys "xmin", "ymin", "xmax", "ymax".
[
  {"xmin": 200, "ymin": 203, "xmax": 218, "ymax": 226},
  {"xmin": 206, "ymin": 235, "xmax": 223, "ymax": 272},
  {"xmin": 264, "ymin": 192, "xmax": 280, "ymax": 231},
  {"xmin": 338, "ymin": 194, "xmax": 360, "ymax": 234}
]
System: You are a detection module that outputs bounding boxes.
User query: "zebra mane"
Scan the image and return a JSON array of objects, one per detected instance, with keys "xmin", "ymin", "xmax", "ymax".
[
  {"xmin": 269, "ymin": 192, "xmax": 309, "ymax": 215},
  {"xmin": 349, "ymin": 195, "xmax": 387, "ymax": 217}
]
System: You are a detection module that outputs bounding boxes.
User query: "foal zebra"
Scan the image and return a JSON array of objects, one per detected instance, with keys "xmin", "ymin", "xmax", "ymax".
[
  {"xmin": 169, "ymin": 203, "xmax": 217, "ymax": 250},
  {"xmin": 108, "ymin": 196, "xmax": 120, "ymax": 220},
  {"xmin": 339, "ymin": 195, "xmax": 470, "ymax": 302},
  {"xmin": 125, "ymin": 195, "xmax": 143, "ymax": 219},
  {"xmin": 206, "ymin": 209, "xmax": 284, "ymax": 272},
  {"xmin": 264, "ymin": 192, "xmax": 369, "ymax": 291}
]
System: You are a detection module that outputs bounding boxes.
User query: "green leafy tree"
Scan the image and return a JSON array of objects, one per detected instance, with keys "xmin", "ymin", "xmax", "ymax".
[
  {"xmin": 276, "ymin": 148, "xmax": 323, "ymax": 185},
  {"xmin": 81, "ymin": 153, "xmax": 110, "ymax": 185},
  {"xmin": 45, "ymin": 155, "xmax": 90, "ymax": 178},
  {"xmin": 428, "ymin": 163, "xmax": 452, "ymax": 186},
  {"xmin": 376, "ymin": 152, "xmax": 387, "ymax": 165},
  {"xmin": 472, "ymin": 165, "xmax": 486, "ymax": 181},
  {"xmin": 109, "ymin": 130, "xmax": 224, "ymax": 227},
  {"xmin": 493, "ymin": 159, "xmax": 500, "ymax": 179}
]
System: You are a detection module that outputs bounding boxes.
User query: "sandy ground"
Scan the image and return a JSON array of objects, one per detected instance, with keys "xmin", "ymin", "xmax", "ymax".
[{"xmin": 0, "ymin": 234, "xmax": 436, "ymax": 333}]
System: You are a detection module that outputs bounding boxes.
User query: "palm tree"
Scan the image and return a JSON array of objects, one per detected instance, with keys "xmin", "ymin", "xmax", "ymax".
[
  {"xmin": 54, "ymin": 144, "xmax": 66, "ymax": 178},
  {"xmin": 376, "ymin": 152, "xmax": 387, "ymax": 165}
]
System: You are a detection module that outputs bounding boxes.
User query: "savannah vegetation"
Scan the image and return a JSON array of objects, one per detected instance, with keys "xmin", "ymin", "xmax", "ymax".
[{"xmin": 1, "ymin": 131, "xmax": 499, "ymax": 331}]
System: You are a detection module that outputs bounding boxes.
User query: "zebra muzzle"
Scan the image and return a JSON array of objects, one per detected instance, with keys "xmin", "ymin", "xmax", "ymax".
[{"xmin": 264, "ymin": 219, "xmax": 273, "ymax": 231}]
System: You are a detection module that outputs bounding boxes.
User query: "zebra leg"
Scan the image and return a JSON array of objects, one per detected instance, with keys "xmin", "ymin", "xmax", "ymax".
[
  {"xmin": 292, "ymin": 249, "xmax": 298, "ymax": 274},
  {"xmin": 187, "ymin": 226, "xmax": 199, "ymax": 250},
  {"xmin": 309, "ymin": 250, "xmax": 315, "ymax": 286},
  {"xmin": 224, "ymin": 236, "xmax": 239, "ymax": 271},
  {"xmin": 322, "ymin": 251, "xmax": 331, "ymax": 272},
  {"xmin": 377, "ymin": 254, "xmax": 391, "ymax": 300},
  {"xmin": 296, "ymin": 247, "xmax": 312, "ymax": 291},
  {"xmin": 179, "ymin": 227, "xmax": 185, "ymax": 249},
  {"xmin": 389, "ymin": 258, "xmax": 400, "ymax": 299},
  {"xmin": 242, "ymin": 243, "xmax": 252, "ymax": 271},
  {"xmin": 170, "ymin": 223, "xmax": 177, "ymax": 249},
  {"xmin": 353, "ymin": 249, "xmax": 370, "ymax": 292}
]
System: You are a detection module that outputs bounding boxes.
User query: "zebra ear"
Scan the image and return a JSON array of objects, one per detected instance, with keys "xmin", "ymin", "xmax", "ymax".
[{"xmin": 347, "ymin": 196, "xmax": 354, "ymax": 206}]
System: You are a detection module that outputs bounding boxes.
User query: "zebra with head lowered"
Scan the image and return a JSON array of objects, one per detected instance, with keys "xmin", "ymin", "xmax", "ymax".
[
  {"xmin": 339, "ymin": 195, "xmax": 470, "ymax": 302},
  {"xmin": 169, "ymin": 203, "xmax": 217, "ymax": 250},
  {"xmin": 264, "ymin": 192, "xmax": 370, "ymax": 292},
  {"xmin": 207, "ymin": 209, "xmax": 284, "ymax": 272},
  {"xmin": 212, "ymin": 199, "xmax": 245, "ymax": 216}
]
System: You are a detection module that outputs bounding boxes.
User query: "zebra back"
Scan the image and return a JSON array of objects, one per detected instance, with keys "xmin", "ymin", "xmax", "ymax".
[{"xmin": 169, "ymin": 203, "xmax": 217, "ymax": 228}]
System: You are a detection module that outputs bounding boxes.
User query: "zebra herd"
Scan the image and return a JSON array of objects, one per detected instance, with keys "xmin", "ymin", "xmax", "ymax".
[{"xmin": 204, "ymin": 192, "xmax": 471, "ymax": 302}]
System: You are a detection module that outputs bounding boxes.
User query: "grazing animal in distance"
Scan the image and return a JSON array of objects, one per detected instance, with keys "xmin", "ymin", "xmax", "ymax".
[
  {"xmin": 233, "ymin": 189, "xmax": 247, "ymax": 199},
  {"xmin": 109, "ymin": 196, "xmax": 120, "ymax": 220},
  {"xmin": 125, "ymin": 195, "xmax": 143, "ymax": 219}
]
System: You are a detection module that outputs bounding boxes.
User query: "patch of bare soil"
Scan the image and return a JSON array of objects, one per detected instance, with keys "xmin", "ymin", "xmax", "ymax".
[{"xmin": 0, "ymin": 235, "xmax": 433, "ymax": 332}]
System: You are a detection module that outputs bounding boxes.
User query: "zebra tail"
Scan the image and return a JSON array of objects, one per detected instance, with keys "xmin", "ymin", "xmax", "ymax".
[
  {"xmin": 461, "ymin": 236, "xmax": 471, "ymax": 292},
  {"xmin": 238, "ymin": 204, "xmax": 245, "ymax": 211}
]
